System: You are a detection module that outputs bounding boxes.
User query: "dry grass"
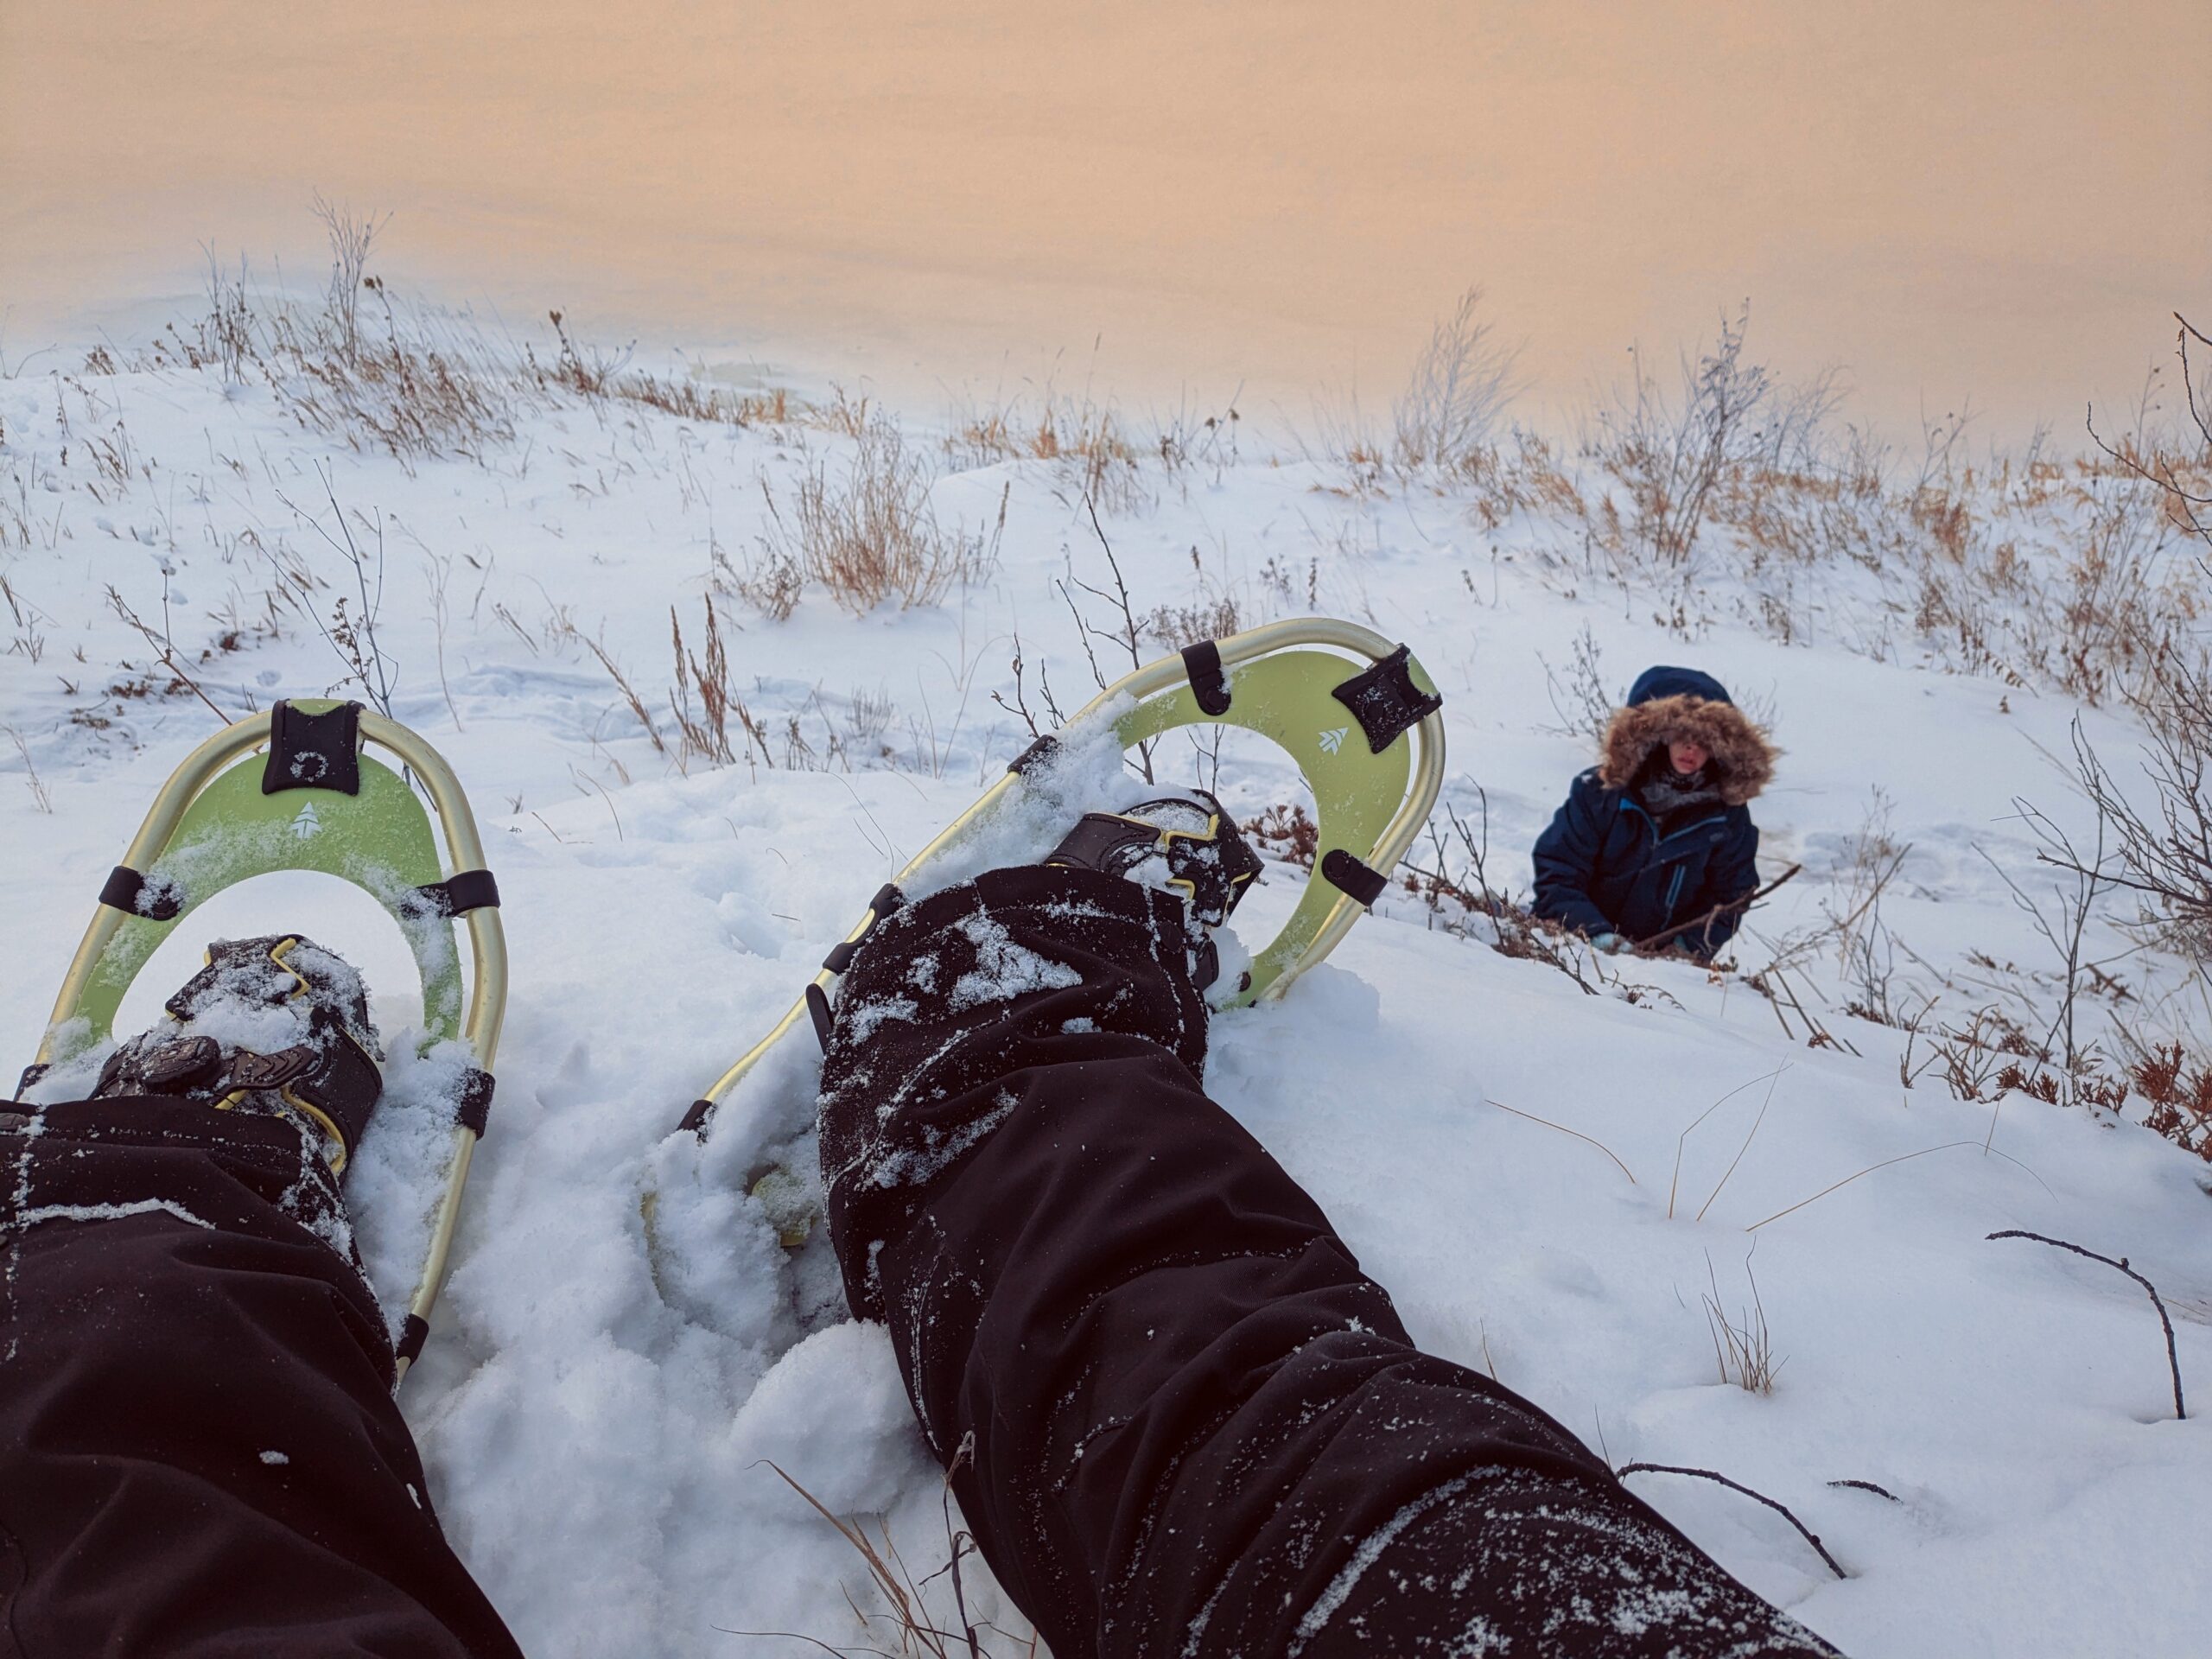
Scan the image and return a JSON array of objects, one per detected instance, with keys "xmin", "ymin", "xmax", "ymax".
[
  {"xmin": 744, "ymin": 1440, "xmax": 1036, "ymax": 1659},
  {"xmin": 948, "ymin": 389, "xmax": 1144, "ymax": 512},
  {"xmin": 766, "ymin": 412, "xmax": 997, "ymax": 616},
  {"xmin": 669, "ymin": 600, "xmax": 772, "ymax": 771},
  {"xmin": 1392, "ymin": 285, "xmax": 1524, "ymax": 477},
  {"xmin": 131, "ymin": 207, "xmax": 801, "ymax": 472},
  {"xmin": 1704, "ymin": 1253, "xmax": 1784, "ymax": 1395}
]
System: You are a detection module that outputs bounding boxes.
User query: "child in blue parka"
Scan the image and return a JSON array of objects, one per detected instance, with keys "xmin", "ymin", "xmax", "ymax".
[{"xmin": 1532, "ymin": 665, "xmax": 1777, "ymax": 960}]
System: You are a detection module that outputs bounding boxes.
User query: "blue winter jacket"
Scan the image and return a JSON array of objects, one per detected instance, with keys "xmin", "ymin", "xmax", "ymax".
[{"xmin": 1530, "ymin": 771, "xmax": 1760, "ymax": 959}]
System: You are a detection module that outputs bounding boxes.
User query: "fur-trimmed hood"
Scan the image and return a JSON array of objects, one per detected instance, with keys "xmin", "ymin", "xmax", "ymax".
[{"xmin": 1596, "ymin": 666, "xmax": 1777, "ymax": 806}]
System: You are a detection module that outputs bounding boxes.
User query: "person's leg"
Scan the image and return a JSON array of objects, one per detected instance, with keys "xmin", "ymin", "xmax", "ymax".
[
  {"xmin": 820, "ymin": 865, "xmax": 1839, "ymax": 1659},
  {"xmin": 2, "ymin": 1078, "xmax": 521, "ymax": 1653}
]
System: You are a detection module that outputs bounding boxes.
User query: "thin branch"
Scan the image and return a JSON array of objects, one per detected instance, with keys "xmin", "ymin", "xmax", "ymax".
[
  {"xmin": 1638, "ymin": 864, "xmax": 1803, "ymax": 954},
  {"xmin": 1826, "ymin": 1479, "xmax": 1900, "ymax": 1503},
  {"xmin": 1616, "ymin": 1463, "xmax": 1847, "ymax": 1579},
  {"xmin": 104, "ymin": 584, "xmax": 235, "ymax": 723},
  {"xmin": 1986, "ymin": 1230, "xmax": 2185, "ymax": 1420}
]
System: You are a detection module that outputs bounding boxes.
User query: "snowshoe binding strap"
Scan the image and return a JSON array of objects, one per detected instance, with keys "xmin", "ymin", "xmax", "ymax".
[
  {"xmin": 95, "ymin": 935, "xmax": 385, "ymax": 1174},
  {"xmin": 1046, "ymin": 791, "xmax": 1262, "ymax": 928}
]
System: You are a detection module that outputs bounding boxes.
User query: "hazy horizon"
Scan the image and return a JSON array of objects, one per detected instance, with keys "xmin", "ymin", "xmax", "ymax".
[{"xmin": 5, "ymin": 1, "xmax": 2205, "ymax": 442}]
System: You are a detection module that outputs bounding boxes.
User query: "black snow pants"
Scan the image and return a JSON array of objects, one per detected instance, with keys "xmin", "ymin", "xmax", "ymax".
[
  {"xmin": 0, "ymin": 1096, "xmax": 524, "ymax": 1658},
  {"xmin": 819, "ymin": 866, "xmax": 1840, "ymax": 1659}
]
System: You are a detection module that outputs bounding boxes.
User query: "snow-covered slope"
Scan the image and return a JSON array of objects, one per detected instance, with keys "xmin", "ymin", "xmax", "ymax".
[{"xmin": 3, "ymin": 314, "xmax": 2208, "ymax": 1658}]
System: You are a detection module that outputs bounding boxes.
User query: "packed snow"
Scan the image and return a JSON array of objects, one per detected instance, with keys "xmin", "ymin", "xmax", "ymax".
[{"xmin": 2, "ymin": 290, "xmax": 2209, "ymax": 1659}]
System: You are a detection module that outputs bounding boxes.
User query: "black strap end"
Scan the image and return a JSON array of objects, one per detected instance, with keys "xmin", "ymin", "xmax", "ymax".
[
  {"xmin": 13, "ymin": 1062, "xmax": 48, "ymax": 1104},
  {"xmin": 99, "ymin": 865, "xmax": 182, "ymax": 922},
  {"xmin": 823, "ymin": 884, "xmax": 903, "ymax": 975},
  {"xmin": 396, "ymin": 1313, "xmax": 431, "ymax": 1364},
  {"xmin": 414, "ymin": 869, "xmax": 500, "ymax": 918},
  {"xmin": 1007, "ymin": 734, "xmax": 1062, "ymax": 776},
  {"xmin": 804, "ymin": 982, "xmax": 834, "ymax": 1051},
  {"xmin": 1321, "ymin": 848, "xmax": 1389, "ymax": 908},
  {"xmin": 454, "ymin": 1068, "xmax": 494, "ymax": 1137},
  {"xmin": 677, "ymin": 1096, "xmax": 717, "ymax": 1140},
  {"xmin": 263, "ymin": 700, "xmax": 364, "ymax": 796},
  {"xmin": 1331, "ymin": 645, "xmax": 1443, "ymax": 754},
  {"xmin": 1181, "ymin": 640, "xmax": 1233, "ymax": 716}
]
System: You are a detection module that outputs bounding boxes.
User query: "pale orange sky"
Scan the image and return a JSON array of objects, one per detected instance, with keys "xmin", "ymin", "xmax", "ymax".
[{"xmin": 3, "ymin": 1, "xmax": 2204, "ymax": 436}]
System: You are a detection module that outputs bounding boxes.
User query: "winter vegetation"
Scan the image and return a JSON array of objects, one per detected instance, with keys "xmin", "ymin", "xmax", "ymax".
[{"xmin": 3, "ymin": 217, "xmax": 2210, "ymax": 1656}]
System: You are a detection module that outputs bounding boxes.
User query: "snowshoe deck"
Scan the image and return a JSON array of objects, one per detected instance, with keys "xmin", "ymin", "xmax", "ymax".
[{"xmin": 17, "ymin": 699, "xmax": 505, "ymax": 1382}]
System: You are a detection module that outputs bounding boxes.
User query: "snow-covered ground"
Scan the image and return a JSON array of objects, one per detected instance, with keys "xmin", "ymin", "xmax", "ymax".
[{"xmin": 3, "ymin": 298, "xmax": 2209, "ymax": 1658}]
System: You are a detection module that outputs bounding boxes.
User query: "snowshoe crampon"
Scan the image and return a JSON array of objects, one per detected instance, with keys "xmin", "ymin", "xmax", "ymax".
[
  {"xmin": 683, "ymin": 616, "xmax": 1444, "ymax": 1145},
  {"xmin": 16, "ymin": 699, "xmax": 505, "ymax": 1382}
]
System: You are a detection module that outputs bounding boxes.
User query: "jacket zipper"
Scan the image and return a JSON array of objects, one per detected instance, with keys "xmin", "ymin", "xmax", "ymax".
[{"xmin": 1618, "ymin": 800, "xmax": 1729, "ymax": 865}]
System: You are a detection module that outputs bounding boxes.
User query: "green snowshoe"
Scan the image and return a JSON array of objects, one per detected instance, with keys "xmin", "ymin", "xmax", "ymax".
[
  {"xmin": 654, "ymin": 617, "xmax": 1444, "ymax": 1261},
  {"xmin": 15, "ymin": 699, "xmax": 505, "ymax": 1382}
]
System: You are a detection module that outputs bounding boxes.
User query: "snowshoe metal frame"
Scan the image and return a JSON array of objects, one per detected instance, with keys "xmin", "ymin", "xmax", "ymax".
[
  {"xmin": 22, "ymin": 699, "xmax": 506, "ymax": 1383},
  {"xmin": 685, "ymin": 616, "xmax": 1443, "ymax": 1128}
]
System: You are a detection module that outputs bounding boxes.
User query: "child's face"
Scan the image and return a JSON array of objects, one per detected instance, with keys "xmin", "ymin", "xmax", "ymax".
[{"xmin": 1668, "ymin": 740, "xmax": 1709, "ymax": 774}]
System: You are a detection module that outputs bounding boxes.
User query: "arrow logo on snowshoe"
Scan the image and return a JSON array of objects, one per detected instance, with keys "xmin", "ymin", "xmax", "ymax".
[
  {"xmin": 1318, "ymin": 728, "xmax": 1349, "ymax": 755},
  {"xmin": 291, "ymin": 803, "xmax": 323, "ymax": 840}
]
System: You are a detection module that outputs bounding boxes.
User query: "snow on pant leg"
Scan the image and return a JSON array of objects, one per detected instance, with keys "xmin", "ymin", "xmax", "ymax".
[
  {"xmin": 819, "ymin": 867, "xmax": 1840, "ymax": 1659},
  {"xmin": 0, "ymin": 1096, "xmax": 524, "ymax": 1659}
]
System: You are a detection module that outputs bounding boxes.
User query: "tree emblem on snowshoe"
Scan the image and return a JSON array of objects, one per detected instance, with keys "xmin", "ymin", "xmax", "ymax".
[
  {"xmin": 291, "ymin": 803, "xmax": 323, "ymax": 841},
  {"xmin": 1318, "ymin": 727, "xmax": 1349, "ymax": 754}
]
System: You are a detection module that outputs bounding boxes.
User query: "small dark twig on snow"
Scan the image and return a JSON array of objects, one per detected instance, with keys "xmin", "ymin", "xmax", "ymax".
[
  {"xmin": 1985, "ymin": 1230, "xmax": 2186, "ymax": 1420},
  {"xmin": 1616, "ymin": 1462, "xmax": 1847, "ymax": 1580},
  {"xmin": 1826, "ymin": 1479, "xmax": 1901, "ymax": 1503}
]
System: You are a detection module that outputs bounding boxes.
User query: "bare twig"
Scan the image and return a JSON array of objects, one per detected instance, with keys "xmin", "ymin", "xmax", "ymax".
[
  {"xmin": 1616, "ymin": 1463, "xmax": 1847, "ymax": 1579},
  {"xmin": 1065, "ymin": 495, "xmax": 1154, "ymax": 781},
  {"xmin": 1985, "ymin": 1230, "xmax": 2185, "ymax": 1419},
  {"xmin": 104, "ymin": 584, "xmax": 234, "ymax": 723},
  {"xmin": 1826, "ymin": 1479, "xmax": 1900, "ymax": 1503},
  {"xmin": 6, "ymin": 726, "xmax": 53, "ymax": 813},
  {"xmin": 1639, "ymin": 864, "xmax": 1802, "ymax": 954}
]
